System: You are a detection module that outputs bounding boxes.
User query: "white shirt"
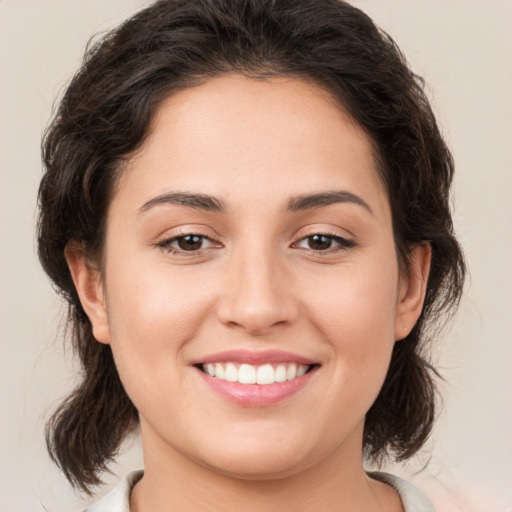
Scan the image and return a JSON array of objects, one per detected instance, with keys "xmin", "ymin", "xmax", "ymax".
[{"xmin": 84, "ymin": 469, "xmax": 435, "ymax": 512}]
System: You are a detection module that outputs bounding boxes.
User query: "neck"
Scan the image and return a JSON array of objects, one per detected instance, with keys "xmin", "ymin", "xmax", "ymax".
[{"xmin": 130, "ymin": 425, "xmax": 403, "ymax": 512}]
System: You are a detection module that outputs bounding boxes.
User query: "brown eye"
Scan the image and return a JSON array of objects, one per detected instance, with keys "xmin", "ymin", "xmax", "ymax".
[
  {"xmin": 157, "ymin": 233, "xmax": 219, "ymax": 255},
  {"xmin": 177, "ymin": 235, "xmax": 204, "ymax": 251},
  {"xmin": 307, "ymin": 234, "xmax": 334, "ymax": 251},
  {"xmin": 294, "ymin": 233, "xmax": 355, "ymax": 253}
]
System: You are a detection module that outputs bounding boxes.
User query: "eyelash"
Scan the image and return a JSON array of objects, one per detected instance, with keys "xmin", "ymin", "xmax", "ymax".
[
  {"xmin": 156, "ymin": 234, "xmax": 219, "ymax": 256},
  {"xmin": 156, "ymin": 232, "xmax": 356, "ymax": 257},
  {"xmin": 294, "ymin": 233, "xmax": 356, "ymax": 252}
]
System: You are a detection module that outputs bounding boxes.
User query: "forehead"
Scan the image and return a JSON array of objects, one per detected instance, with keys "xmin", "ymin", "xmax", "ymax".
[{"xmin": 115, "ymin": 74, "xmax": 389, "ymax": 218}]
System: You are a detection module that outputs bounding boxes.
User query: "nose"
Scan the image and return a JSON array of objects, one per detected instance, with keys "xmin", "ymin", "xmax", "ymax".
[{"xmin": 216, "ymin": 246, "xmax": 299, "ymax": 336}]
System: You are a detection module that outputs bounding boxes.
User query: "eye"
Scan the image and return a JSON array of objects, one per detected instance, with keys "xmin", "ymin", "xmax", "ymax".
[
  {"xmin": 294, "ymin": 233, "xmax": 355, "ymax": 252},
  {"xmin": 157, "ymin": 234, "xmax": 219, "ymax": 254}
]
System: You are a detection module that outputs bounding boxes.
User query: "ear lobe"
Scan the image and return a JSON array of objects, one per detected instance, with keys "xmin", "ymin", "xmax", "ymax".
[
  {"xmin": 395, "ymin": 243, "xmax": 432, "ymax": 340},
  {"xmin": 65, "ymin": 243, "xmax": 111, "ymax": 345}
]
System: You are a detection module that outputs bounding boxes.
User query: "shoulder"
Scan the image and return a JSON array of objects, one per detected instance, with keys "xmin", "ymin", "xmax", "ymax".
[
  {"xmin": 82, "ymin": 470, "xmax": 143, "ymax": 512},
  {"xmin": 368, "ymin": 471, "xmax": 436, "ymax": 512}
]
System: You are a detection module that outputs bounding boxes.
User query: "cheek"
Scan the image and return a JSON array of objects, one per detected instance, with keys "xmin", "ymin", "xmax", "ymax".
[
  {"xmin": 103, "ymin": 259, "xmax": 217, "ymax": 370},
  {"xmin": 101, "ymin": 260, "xmax": 223, "ymax": 426},
  {"xmin": 303, "ymin": 256, "xmax": 399, "ymax": 379},
  {"xmin": 308, "ymin": 258, "xmax": 398, "ymax": 328}
]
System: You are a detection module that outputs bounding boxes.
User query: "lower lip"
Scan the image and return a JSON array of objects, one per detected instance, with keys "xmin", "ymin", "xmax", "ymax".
[{"xmin": 195, "ymin": 367, "xmax": 318, "ymax": 407}]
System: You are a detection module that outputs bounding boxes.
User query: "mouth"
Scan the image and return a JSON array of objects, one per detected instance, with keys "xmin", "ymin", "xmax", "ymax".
[
  {"xmin": 197, "ymin": 361, "xmax": 317, "ymax": 385},
  {"xmin": 192, "ymin": 350, "xmax": 320, "ymax": 406}
]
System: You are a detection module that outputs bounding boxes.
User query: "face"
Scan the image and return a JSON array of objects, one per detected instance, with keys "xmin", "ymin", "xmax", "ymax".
[{"xmin": 69, "ymin": 74, "xmax": 429, "ymax": 480}]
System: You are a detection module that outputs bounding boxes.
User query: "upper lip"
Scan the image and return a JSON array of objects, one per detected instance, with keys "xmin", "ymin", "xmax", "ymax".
[{"xmin": 192, "ymin": 349, "xmax": 318, "ymax": 366}]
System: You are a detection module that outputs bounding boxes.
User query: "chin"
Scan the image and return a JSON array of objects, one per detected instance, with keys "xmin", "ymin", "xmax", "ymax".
[
  {"xmin": 190, "ymin": 433, "xmax": 319, "ymax": 481},
  {"xmin": 201, "ymin": 452, "xmax": 306, "ymax": 481}
]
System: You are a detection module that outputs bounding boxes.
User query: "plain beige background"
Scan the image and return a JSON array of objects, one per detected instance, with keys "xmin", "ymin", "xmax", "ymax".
[{"xmin": 1, "ymin": 1, "xmax": 511, "ymax": 511}]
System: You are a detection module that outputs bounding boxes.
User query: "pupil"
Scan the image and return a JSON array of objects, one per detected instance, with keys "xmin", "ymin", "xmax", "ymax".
[
  {"xmin": 309, "ymin": 235, "xmax": 332, "ymax": 250},
  {"xmin": 178, "ymin": 235, "xmax": 202, "ymax": 251}
]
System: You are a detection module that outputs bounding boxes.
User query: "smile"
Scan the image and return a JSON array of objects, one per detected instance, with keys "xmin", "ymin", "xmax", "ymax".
[
  {"xmin": 201, "ymin": 362, "xmax": 311, "ymax": 385},
  {"xmin": 194, "ymin": 350, "xmax": 319, "ymax": 406}
]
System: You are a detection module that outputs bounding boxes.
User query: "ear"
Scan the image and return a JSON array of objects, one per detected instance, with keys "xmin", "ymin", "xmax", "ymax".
[
  {"xmin": 394, "ymin": 243, "xmax": 432, "ymax": 340},
  {"xmin": 65, "ymin": 243, "xmax": 111, "ymax": 344}
]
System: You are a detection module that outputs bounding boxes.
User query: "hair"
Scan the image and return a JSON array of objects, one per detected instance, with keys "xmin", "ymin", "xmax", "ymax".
[{"xmin": 38, "ymin": 0, "xmax": 465, "ymax": 494}]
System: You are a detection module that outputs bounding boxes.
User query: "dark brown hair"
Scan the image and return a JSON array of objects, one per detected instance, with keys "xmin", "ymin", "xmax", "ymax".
[{"xmin": 38, "ymin": 0, "xmax": 465, "ymax": 494}]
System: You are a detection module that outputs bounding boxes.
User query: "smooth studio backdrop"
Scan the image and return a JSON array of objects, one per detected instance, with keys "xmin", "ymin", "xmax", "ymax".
[{"xmin": 1, "ymin": 1, "xmax": 511, "ymax": 511}]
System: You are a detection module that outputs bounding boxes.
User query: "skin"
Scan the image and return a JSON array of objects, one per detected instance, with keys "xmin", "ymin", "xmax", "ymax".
[{"xmin": 67, "ymin": 74, "xmax": 430, "ymax": 512}]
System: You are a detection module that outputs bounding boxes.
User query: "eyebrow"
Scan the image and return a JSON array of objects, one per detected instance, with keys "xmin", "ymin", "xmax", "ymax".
[
  {"xmin": 138, "ymin": 192, "xmax": 227, "ymax": 214},
  {"xmin": 285, "ymin": 190, "xmax": 373, "ymax": 215},
  {"xmin": 138, "ymin": 190, "xmax": 373, "ymax": 215}
]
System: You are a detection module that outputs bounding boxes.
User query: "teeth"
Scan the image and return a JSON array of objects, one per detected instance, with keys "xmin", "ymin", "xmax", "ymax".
[
  {"xmin": 297, "ymin": 364, "xmax": 308, "ymax": 377},
  {"xmin": 287, "ymin": 363, "xmax": 297, "ymax": 381},
  {"xmin": 239, "ymin": 363, "xmax": 256, "ymax": 384},
  {"xmin": 201, "ymin": 362, "xmax": 311, "ymax": 385},
  {"xmin": 256, "ymin": 364, "xmax": 274, "ymax": 385},
  {"xmin": 225, "ymin": 363, "xmax": 238, "ymax": 382},
  {"xmin": 275, "ymin": 364, "xmax": 287, "ymax": 382},
  {"xmin": 214, "ymin": 363, "xmax": 225, "ymax": 380}
]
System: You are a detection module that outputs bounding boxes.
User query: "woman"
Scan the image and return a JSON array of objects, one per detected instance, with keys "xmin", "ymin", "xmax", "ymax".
[{"xmin": 37, "ymin": 0, "xmax": 465, "ymax": 510}]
